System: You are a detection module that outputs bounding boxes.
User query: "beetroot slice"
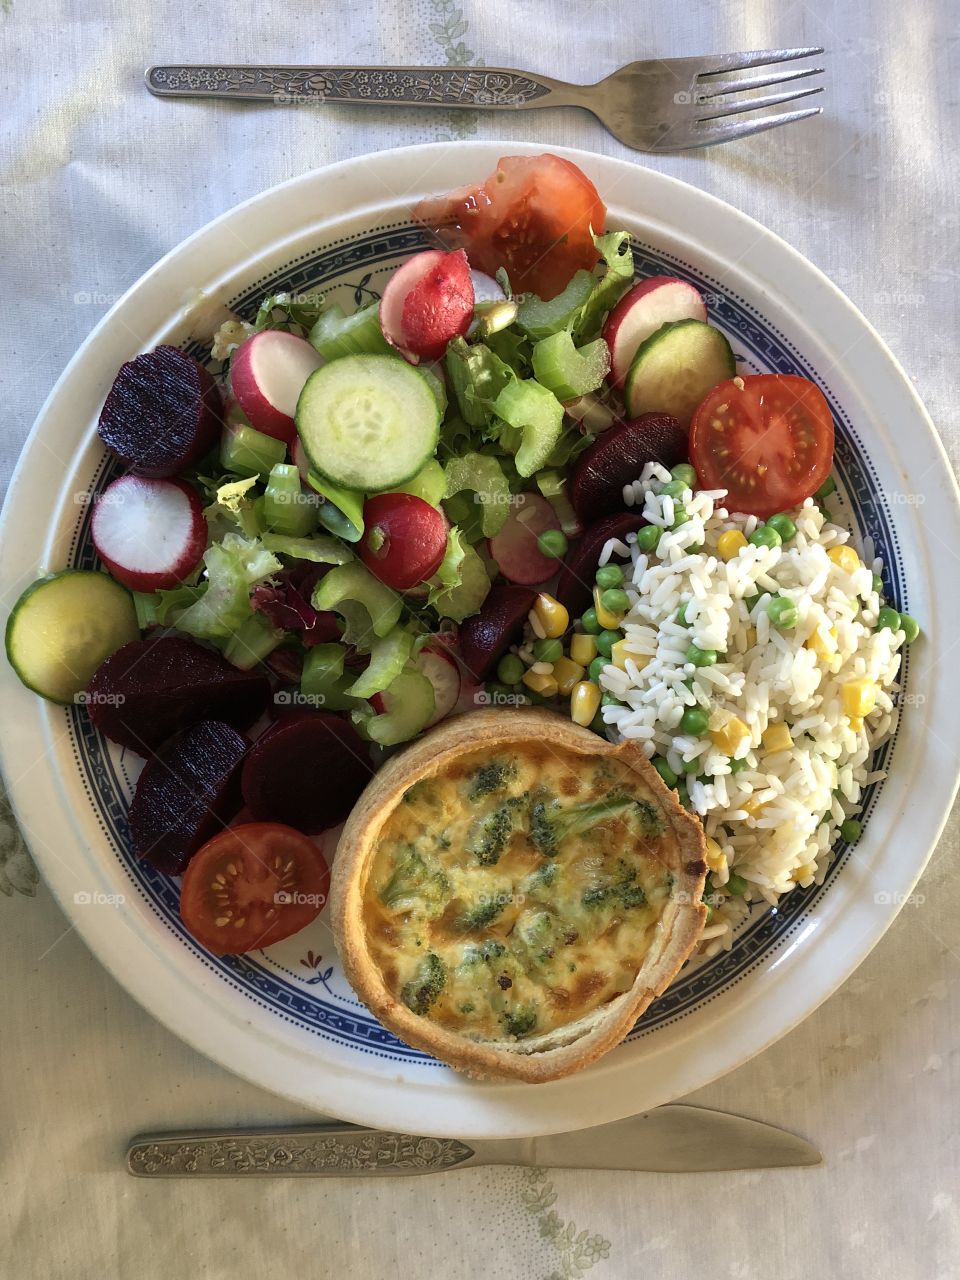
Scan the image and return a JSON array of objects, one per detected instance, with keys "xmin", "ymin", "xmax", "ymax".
[
  {"xmin": 241, "ymin": 711, "xmax": 373, "ymax": 832},
  {"xmin": 571, "ymin": 414, "xmax": 687, "ymax": 524},
  {"xmin": 459, "ymin": 583, "xmax": 538, "ymax": 682},
  {"xmin": 97, "ymin": 345, "xmax": 222, "ymax": 478},
  {"xmin": 130, "ymin": 720, "xmax": 248, "ymax": 874},
  {"xmin": 86, "ymin": 635, "xmax": 270, "ymax": 755},
  {"xmin": 556, "ymin": 513, "xmax": 646, "ymax": 617}
]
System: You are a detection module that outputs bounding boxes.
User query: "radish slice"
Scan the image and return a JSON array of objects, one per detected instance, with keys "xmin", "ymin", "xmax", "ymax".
[
  {"xmin": 487, "ymin": 492, "xmax": 562, "ymax": 586},
  {"xmin": 414, "ymin": 643, "xmax": 462, "ymax": 726},
  {"xmin": 231, "ymin": 330, "xmax": 323, "ymax": 445},
  {"xmin": 91, "ymin": 475, "xmax": 207, "ymax": 593},
  {"xmin": 470, "ymin": 270, "xmax": 506, "ymax": 305},
  {"xmin": 603, "ymin": 277, "xmax": 707, "ymax": 389},
  {"xmin": 380, "ymin": 249, "xmax": 474, "ymax": 363}
]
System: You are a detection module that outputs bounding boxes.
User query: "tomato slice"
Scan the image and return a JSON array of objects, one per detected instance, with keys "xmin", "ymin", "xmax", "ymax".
[
  {"xmin": 180, "ymin": 822, "xmax": 329, "ymax": 955},
  {"xmin": 689, "ymin": 374, "xmax": 834, "ymax": 518},
  {"xmin": 413, "ymin": 154, "xmax": 606, "ymax": 301}
]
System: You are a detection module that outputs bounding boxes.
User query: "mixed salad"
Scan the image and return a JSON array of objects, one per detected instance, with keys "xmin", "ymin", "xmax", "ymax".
[{"xmin": 5, "ymin": 153, "xmax": 919, "ymax": 959}]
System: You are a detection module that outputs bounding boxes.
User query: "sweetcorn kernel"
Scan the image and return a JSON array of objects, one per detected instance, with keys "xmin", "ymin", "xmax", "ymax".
[
  {"xmin": 762, "ymin": 723, "xmax": 793, "ymax": 753},
  {"xmin": 717, "ymin": 529, "xmax": 748, "ymax": 561},
  {"xmin": 570, "ymin": 632, "xmax": 598, "ymax": 666},
  {"xmin": 827, "ymin": 544, "xmax": 861, "ymax": 575},
  {"xmin": 841, "ymin": 679, "xmax": 877, "ymax": 719},
  {"xmin": 522, "ymin": 669, "xmax": 558, "ymax": 697},
  {"xmin": 704, "ymin": 837, "xmax": 727, "ymax": 873},
  {"xmin": 593, "ymin": 584, "xmax": 623, "ymax": 629},
  {"xmin": 805, "ymin": 624, "xmax": 837, "ymax": 660},
  {"xmin": 570, "ymin": 681, "xmax": 602, "ymax": 726},
  {"xmin": 710, "ymin": 716, "xmax": 750, "ymax": 755},
  {"xmin": 532, "ymin": 593, "xmax": 569, "ymax": 639},
  {"xmin": 611, "ymin": 639, "xmax": 651, "ymax": 673},
  {"xmin": 552, "ymin": 656, "xmax": 585, "ymax": 696}
]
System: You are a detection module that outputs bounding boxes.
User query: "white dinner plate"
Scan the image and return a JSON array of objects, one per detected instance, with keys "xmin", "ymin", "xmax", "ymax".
[{"xmin": 1, "ymin": 142, "xmax": 957, "ymax": 1138}]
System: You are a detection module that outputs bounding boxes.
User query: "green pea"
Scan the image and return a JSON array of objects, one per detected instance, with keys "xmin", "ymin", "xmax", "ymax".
[
  {"xmin": 899, "ymin": 613, "xmax": 920, "ymax": 642},
  {"xmin": 485, "ymin": 682, "xmax": 513, "ymax": 703},
  {"xmin": 671, "ymin": 505, "xmax": 690, "ymax": 530},
  {"xmin": 533, "ymin": 637, "xmax": 563, "ymax": 663},
  {"xmin": 766, "ymin": 595, "xmax": 799, "ymax": 629},
  {"xmin": 595, "ymin": 629, "xmax": 620, "ymax": 658},
  {"xmin": 536, "ymin": 528, "xmax": 568, "ymax": 559},
  {"xmin": 682, "ymin": 756, "xmax": 702, "ymax": 774},
  {"xmin": 748, "ymin": 525, "xmax": 782, "ymax": 550},
  {"xmin": 675, "ymin": 782, "xmax": 691, "ymax": 808},
  {"xmin": 726, "ymin": 873, "xmax": 749, "ymax": 897},
  {"xmin": 600, "ymin": 587, "xmax": 630, "ymax": 614},
  {"xmin": 686, "ymin": 643, "xmax": 718, "ymax": 667},
  {"xmin": 595, "ymin": 563, "xmax": 624, "ymax": 590},
  {"xmin": 601, "ymin": 692, "xmax": 622, "ymax": 707},
  {"xmin": 744, "ymin": 591, "xmax": 763, "ymax": 614},
  {"xmin": 815, "ymin": 475, "xmax": 837, "ymax": 499},
  {"xmin": 876, "ymin": 606, "xmax": 901, "ymax": 633},
  {"xmin": 680, "ymin": 706, "xmax": 709, "ymax": 736},
  {"xmin": 635, "ymin": 524, "xmax": 661, "ymax": 553},
  {"xmin": 671, "ymin": 462, "xmax": 698, "ymax": 488},
  {"xmin": 839, "ymin": 818, "xmax": 862, "ymax": 843},
  {"xmin": 580, "ymin": 607, "xmax": 601, "ymax": 634},
  {"xmin": 496, "ymin": 653, "xmax": 525, "ymax": 685},
  {"xmin": 589, "ymin": 710, "xmax": 606, "ymax": 734},
  {"xmin": 588, "ymin": 657, "xmax": 607, "ymax": 682},
  {"xmin": 686, "ymin": 542, "xmax": 703, "ymax": 554},
  {"xmin": 872, "ymin": 572, "xmax": 884, "ymax": 597},
  {"xmin": 728, "ymin": 756, "xmax": 749, "ymax": 774},
  {"xmin": 704, "ymin": 903, "xmax": 714, "ymax": 924},
  {"xmin": 676, "ymin": 601, "xmax": 691, "ymax": 626},
  {"xmin": 652, "ymin": 757, "xmax": 678, "ymax": 788},
  {"xmin": 660, "ymin": 479, "xmax": 686, "ymax": 499},
  {"xmin": 766, "ymin": 513, "xmax": 797, "ymax": 542}
]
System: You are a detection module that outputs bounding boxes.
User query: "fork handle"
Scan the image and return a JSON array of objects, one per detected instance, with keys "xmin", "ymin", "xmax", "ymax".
[{"xmin": 145, "ymin": 64, "xmax": 581, "ymax": 111}]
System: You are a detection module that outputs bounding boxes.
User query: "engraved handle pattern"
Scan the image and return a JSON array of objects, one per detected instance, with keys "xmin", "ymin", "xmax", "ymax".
[
  {"xmin": 146, "ymin": 65, "xmax": 553, "ymax": 108},
  {"xmin": 128, "ymin": 1130, "xmax": 475, "ymax": 1176}
]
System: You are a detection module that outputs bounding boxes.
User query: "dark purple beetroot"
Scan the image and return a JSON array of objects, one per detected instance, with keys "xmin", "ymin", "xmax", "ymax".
[
  {"xmin": 97, "ymin": 345, "xmax": 222, "ymax": 478},
  {"xmin": 459, "ymin": 583, "xmax": 538, "ymax": 682},
  {"xmin": 129, "ymin": 720, "xmax": 248, "ymax": 874},
  {"xmin": 571, "ymin": 414, "xmax": 687, "ymax": 524},
  {"xmin": 556, "ymin": 513, "xmax": 646, "ymax": 616},
  {"xmin": 241, "ymin": 710, "xmax": 373, "ymax": 832},
  {"xmin": 87, "ymin": 635, "xmax": 270, "ymax": 755}
]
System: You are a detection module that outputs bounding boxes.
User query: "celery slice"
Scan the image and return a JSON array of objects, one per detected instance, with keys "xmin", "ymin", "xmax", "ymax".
[
  {"xmin": 491, "ymin": 378, "xmax": 564, "ymax": 477},
  {"xmin": 531, "ymin": 332, "xmax": 611, "ymax": 401},
  {"xmin": 309, "ymin": 302, "xmax": 392, "ymax": 359},
  {"xmin": 347, "ymin": 628, "xmax": 414, "ymax": 698},
  {"xmin": 263, "ymin": 463, "xmax": 320, "ymax": 538},
  {"xmin": 312, "ymin": 562, "xmax": 403, "ymax": 648}
]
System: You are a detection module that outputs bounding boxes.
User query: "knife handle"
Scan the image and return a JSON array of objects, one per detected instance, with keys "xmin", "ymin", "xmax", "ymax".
[{"xmin": 127, "ymin": 1125, "xmax": 479, "ymax": 1177}]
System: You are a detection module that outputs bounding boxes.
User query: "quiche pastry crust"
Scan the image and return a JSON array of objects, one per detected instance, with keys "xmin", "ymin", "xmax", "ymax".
[{"xmin": 331, "ymin": 708, "xmax": 707, "ymax": 1083}]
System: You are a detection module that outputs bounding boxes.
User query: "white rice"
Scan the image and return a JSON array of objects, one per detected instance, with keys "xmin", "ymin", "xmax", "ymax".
[{"xmin": 600, "ymin": 463, "xmax": 906, "ymax": 956}]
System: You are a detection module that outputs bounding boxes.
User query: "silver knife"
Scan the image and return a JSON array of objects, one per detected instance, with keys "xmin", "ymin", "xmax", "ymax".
[{"xmin": 126, "ymin": 1105, "xmax": 820, "ymax": 1177}]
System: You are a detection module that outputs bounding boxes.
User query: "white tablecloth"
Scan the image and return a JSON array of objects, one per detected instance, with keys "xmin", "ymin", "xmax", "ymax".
[{"xmin": 2, "ymin": 2, "xmax": 958, "ymax": 1276}]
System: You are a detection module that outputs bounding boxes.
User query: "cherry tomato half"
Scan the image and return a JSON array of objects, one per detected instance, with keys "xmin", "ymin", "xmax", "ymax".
[
  {"xmin": 180, "ymin": 822, "xmax": 329, "ymax": 955},
  {"xmin": 359, "ymin": 492, "xmax": 448, "ymax": 591},
  {"xmin": 689, "ymin": 374, "xmax": 834, "ymax": 518},
  {"xmin": 413, "ymin": 154, "xmax": 606, "ymax": 302}
]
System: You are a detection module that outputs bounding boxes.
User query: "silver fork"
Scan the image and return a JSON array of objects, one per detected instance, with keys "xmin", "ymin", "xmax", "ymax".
[{"xmin": 145, "ymin": 48, "xmax": 824, "ymax": 152}]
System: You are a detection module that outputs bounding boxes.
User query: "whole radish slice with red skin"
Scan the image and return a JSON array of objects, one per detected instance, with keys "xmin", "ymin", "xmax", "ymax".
[
  {"xmin": 97, "ymin": 345, "xmax": 222, "ymax": 478},
  {"xmin": 413, "ymin": 643, "xmax": 462, "ymax": 726},
  {"xmin": 86, "ymin": 635, "xmax": 271, "ymax": 754},
  {"xmin": 570, "ymin": 414, "xmax": 688, "ymax": 525},
  {"xmin": 91, "ymin": 474, "xmax": 207, "ymax": 592},
  {"xmin": 555, "ymin": 513, "xmax": 646, "ymax": 616},
  {"xmin": 241, "ymin": 710, "xmax": 373, "ymax": 832},
  {"xmin": 487, "ymin": 491, "xmax": 562, "ymax": 586},
  {"xmin": 380, "ymin": 248, "xmax": 474, "ymax": 362},
  {"xmin": 459, "ymin": 583, "xmax": 538, "ymax": 681},
  {"xmin": 359, "ymin": 492, "xmax": 448, "ymax": 591},
  {"xmin": 130, "ymin": 719, "xmax": 248, "ymax": 875},
  {"xmin": 603, "ymin": 277, "xmax": 707, "ymax": 389},
  {"xmin": 231, "ymin": 330, "xmax": 323, "ymax": 445}
]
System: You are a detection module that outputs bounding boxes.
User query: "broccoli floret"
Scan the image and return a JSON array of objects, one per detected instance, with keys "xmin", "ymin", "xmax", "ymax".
[
  {"xmin": 456, "ymin": 895, "xmax": 506, "ymax": 931},
  {"xmin": 634, "ymin": 798, "xmax": 666, "ymax": 838},
  {"xmin": 521, "ymin": 862, "xmax": 559, "ymax": 895},
  {"xmin": 465, "ymin": 801, "xmax": 520, "ymax": 865},
  {"xmin": 401, "ymin": 952, "xmax": 446, "ymax": 1015},
  {"xmin": 582, "ymin": 870, "xmax": 647, "ymax": 911},
  {"xmin": 528, "ymin": 793, "xmax": 637, "ymax": 856},
  {"xmin": 529, "ymin": 797, "xmax": 560, "ymax": 857},
  {"xmin": 379, "ymin": 845, "xmax": 449, "ymax": 911},
  {"xmin": 468, "ymin": 759, "xmax": 515, "ymax": 801},
  {"xmin": 502, "ymin": 1008, "xmax": 537, "ymax": 1038},
  {"xmin": 459, "ymin": 939, "xmax": 507, "ymax": 970}
]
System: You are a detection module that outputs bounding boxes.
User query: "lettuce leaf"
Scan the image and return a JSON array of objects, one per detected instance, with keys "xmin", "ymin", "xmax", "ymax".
[
  {"xmin": 254, "ymin": 290, "xmax": 328, "ymax": 335},
  {"xmin": 443, "ymin": 452, "xmax": 512, "ymax": 537},
  {"xmin": 445, "ymin": 337, "xmax": 516, "ymax": 428},
  {"xmin": 174, "ymin": 534, "xmax": 281, "ymax": 642},
  {"xmin": 425, "ymin": 527, "xmax": 491, "ymax": 622},
  {"xmin": 573, "ymin": 230, "xmax": 634, "ymax": 341}
]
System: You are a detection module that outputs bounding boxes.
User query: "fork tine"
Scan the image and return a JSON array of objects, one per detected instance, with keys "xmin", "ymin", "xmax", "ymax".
[
  {"xmin": 691, "ymin": 105, "xmax": 823, "ymax": 148},
  {"xmin": 697, "ymin": 86, "xmax": 824, "ymax": 122},
  {"xmin": 696, "ymin": 66, "xmax": 823, "ymax": 97},
  {"xmin": 695, "ymin": 46, "xmax": 824, "ymax": 76}
]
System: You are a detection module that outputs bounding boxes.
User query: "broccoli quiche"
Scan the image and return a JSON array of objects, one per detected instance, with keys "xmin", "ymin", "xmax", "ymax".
[{"xmin": 331, "ymin": 708, "xmax": 707, "ymax": 1082}]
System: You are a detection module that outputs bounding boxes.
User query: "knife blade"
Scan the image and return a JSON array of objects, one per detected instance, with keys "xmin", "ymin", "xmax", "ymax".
[{"xmin": 126, "ymin": 1105, "xmax": 821, "ymax": 1177}]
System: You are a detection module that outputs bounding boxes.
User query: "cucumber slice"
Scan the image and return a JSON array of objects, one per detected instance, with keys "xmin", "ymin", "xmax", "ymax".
[
  {"xmin": 296, "ymin": 354, "xmax": 440, "ymax": 493},
  {"xmin": 624, "ymin": 320, "xmax": 736, "ymax": 425},
  {"xmin": 6, "ymin": 570, "xmax": 139, "ymax": 704}
]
